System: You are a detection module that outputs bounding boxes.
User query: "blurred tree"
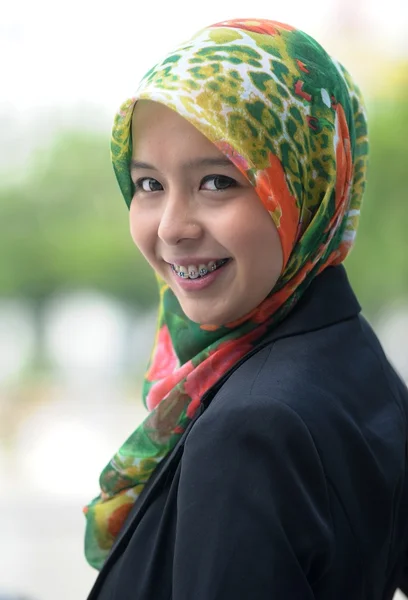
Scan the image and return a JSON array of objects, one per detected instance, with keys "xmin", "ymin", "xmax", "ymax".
[
  {"xmin": 0, "ymin": 132, "xmax": 158, "ymax": 309},
  {"xmin": 346, "ymin": 74, "xmax": 408, "ymax": 316}
]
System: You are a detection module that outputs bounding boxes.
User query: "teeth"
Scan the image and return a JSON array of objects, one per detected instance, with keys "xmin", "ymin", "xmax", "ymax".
[
  {"xmin": 178, "ymin": 265, "xmax": 188, "ymax": 278},
  {"xmin": 172, "ymin": 259, "xmax": 228, "ymax": 279},
  {"xmin": 188, "ymin": 265, "xmax": 199, "ymax": 279},
  {"xmin": 198, "ymin": 264, "xmax": 208, "ymax": 276}
]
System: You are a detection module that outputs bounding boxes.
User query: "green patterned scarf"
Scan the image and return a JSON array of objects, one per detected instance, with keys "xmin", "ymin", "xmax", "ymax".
[{"xmin": 84, "ymin": 18, "xmax": 369, "ymax": 570}]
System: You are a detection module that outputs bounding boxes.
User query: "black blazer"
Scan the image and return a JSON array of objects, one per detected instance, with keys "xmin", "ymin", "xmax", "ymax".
[{"xmin": 87, "ymin": 266, "xmax": 408, "ymax": 600}]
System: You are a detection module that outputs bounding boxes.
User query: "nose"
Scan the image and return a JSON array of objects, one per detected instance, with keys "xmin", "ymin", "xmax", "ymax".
[{"xmin": 157, "ymin": 190, "xmax": 202, "ymax": 246}]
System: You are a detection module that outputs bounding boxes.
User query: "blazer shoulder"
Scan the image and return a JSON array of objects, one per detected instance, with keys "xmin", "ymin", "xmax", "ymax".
[{"xmin": 208, "ymin": 313, "xmax": 407, "ymax": 445}]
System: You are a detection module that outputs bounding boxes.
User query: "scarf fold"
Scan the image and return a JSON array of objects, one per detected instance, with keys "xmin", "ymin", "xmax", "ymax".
[{"xmin": 84, "ymin": 18, "xmax": 369, "ymax": 570}]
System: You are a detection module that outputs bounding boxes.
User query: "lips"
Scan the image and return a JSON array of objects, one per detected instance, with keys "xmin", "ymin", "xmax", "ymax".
[
  {"xmin": 164, "ymin": 256, "xmax": 230, "ymax": 279},
  {"xmin": 169, "ymin": 257, "xmax": 232, "ymax": 291}
]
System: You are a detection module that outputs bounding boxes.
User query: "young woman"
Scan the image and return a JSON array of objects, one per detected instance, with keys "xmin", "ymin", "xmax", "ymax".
[{"xmin": 84, "ymin": 18, "xmax": 408, "ymax": 599}]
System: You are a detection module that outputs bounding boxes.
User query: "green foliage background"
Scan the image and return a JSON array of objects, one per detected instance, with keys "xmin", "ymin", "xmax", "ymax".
[
  {"xmin": 0, "ymin": 132, "xmax": 157, "ymax": 309},
  {"xmin": 1, "ymin": 91, "xmax": 407, "ymax": 318}
]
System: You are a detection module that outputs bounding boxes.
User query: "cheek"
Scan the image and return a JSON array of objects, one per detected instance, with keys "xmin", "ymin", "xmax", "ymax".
[
  {"xmin": 129, "ymin": 206, "xmax": 140, "ymax": 246},
  {"xmin": 129, "ymin": 204, "xmax": 155, "ymax": 259},
  {"xmin": 235, "ymin": 215, "xmax": 283, "ymax": 280}
]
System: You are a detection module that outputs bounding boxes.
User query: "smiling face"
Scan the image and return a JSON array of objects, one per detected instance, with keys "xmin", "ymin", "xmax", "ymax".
[{"xmin": 129, "ymin": 100, "xmax": 283, "ymax": 326}]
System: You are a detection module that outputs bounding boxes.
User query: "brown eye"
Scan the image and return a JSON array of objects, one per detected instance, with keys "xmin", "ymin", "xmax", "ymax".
[
  {"xmin": 134, "ymin": 177, "xmax": 163, "ymax": 193},
  {"xmin": 201, "ymin": 175, "xmax": 236, "ymax": 191}
]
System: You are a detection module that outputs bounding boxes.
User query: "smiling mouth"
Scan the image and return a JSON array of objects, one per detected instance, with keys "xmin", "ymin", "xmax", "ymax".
[{"xmin": 170, "ymin": 258, "xmax": 231, "ymax": 279}]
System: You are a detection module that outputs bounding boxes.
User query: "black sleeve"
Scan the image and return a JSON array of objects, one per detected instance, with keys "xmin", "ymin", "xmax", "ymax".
[{"xmin": 172, "ymin": 395, "xmax": 334, "ymax": 600}]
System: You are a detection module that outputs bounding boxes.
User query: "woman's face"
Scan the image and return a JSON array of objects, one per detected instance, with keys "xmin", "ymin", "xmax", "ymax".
[{"xmin": 130, "ymin": 100, "xmax": 283, "ymax": 326}]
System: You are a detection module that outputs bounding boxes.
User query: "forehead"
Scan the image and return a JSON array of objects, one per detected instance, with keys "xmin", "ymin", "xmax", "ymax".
[
  {"xmin": 132, "ymin": 99, "xmax": 184, "ymax": 128},
  {"xmin": 131, "ymin": 100, "xmax": 225, "ymax": 161}
]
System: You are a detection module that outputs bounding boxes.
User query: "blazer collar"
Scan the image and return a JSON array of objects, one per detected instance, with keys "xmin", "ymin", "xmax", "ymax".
[
  {"xmin": 201, "ymin": 265, "xmax": 361, "ymax": 410},
  {"xmin": 264, "ymin": 264, "xmax": 361, "ymax": 343}
]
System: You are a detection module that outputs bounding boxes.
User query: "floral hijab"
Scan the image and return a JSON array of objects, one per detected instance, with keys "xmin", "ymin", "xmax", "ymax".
[{"xmin": 84, "ymin": 18, "xmax": 369, "ymax": 569}]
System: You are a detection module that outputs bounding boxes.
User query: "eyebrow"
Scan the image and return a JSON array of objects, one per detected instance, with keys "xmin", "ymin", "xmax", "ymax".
[{"xmin": 130, "ymin": 157, "xmax": 234, "ymax": 172}]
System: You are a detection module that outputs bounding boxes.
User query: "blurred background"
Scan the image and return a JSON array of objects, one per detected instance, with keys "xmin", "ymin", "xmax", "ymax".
[{"xmin": 1, "ymin": 0, "xmax": 407, "ymax": 597}]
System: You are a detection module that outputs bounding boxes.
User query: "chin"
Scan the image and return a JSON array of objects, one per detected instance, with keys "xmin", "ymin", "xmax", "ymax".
[
  {"xmin": 183, "ymin": 310, "xmax": 217, "ymax": 326},
  {"xmin": 180, "ymin": 303, "xmax": 232, "ymax": 327}
]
